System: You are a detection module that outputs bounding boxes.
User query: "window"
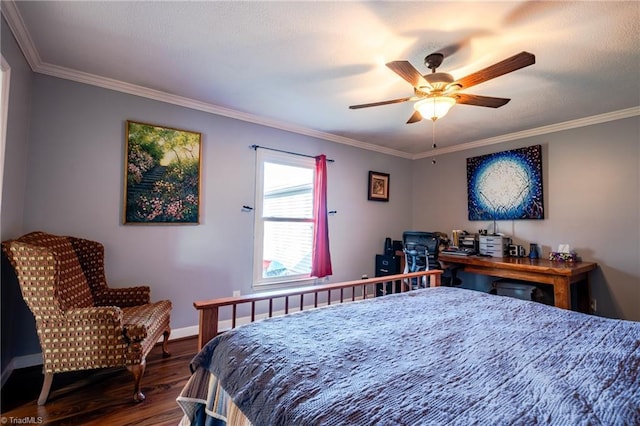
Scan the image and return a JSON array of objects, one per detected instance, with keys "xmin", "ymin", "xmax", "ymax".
[{"xmin": 253, "ymin": 149, "xmax": 315, "ymax": 287}]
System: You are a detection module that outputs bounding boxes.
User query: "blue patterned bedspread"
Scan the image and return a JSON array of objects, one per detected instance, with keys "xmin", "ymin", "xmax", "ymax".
[{"xmin": 185, "ymin": 287, "xmax": 640, "ymax": 425}]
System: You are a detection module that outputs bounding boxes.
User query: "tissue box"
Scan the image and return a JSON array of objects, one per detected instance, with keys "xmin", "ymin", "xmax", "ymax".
[{"xmin": 549, "ymin": 252, "xmax": 577, "ymax": 262}]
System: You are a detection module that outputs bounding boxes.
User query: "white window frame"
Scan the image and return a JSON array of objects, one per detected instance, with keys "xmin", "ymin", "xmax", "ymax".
[{"xmin": 253, "ymin": 149, "xmax": 316, "ymax": 289}]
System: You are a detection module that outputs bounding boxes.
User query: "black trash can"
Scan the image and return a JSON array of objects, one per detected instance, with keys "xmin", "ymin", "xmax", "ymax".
[{"xmin": 490, "ymin": 279, "xmax": 551, "ymax": 305}]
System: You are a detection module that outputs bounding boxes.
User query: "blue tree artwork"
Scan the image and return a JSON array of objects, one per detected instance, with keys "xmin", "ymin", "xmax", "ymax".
[{"xmin": 467, "ymin": 145, "xmax": 544, "ymax": 220}]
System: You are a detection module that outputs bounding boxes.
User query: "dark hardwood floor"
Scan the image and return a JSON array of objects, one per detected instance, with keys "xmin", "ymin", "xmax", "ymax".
[{"xmin": 1, "ymin": 337, "xmax": 199, "ymax": 425}]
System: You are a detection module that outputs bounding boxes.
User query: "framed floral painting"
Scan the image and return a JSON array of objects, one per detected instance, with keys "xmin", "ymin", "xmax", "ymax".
[{"xmin": 123, "ymin": 120, "xmax": 202, "ymax": 224}]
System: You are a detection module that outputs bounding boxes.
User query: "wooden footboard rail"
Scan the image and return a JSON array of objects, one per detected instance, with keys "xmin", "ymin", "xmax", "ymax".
[{"xmin": 194, "ymin": 270, "xmax": 442, "ymax": 349}]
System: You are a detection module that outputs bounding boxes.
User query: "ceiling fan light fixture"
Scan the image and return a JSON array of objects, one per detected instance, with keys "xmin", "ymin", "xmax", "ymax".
[{"xmin": 414, "ymin": 97, "xmax": 456, "ymax": 121}]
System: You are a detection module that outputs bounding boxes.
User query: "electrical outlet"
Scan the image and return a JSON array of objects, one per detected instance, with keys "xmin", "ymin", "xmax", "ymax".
[
  {"xmin": 233, "ymin": 290, "xmax": 241, "ymax": 297},
  {"xmin": 590, "ymin": 298, "xmax": 597, "ymax": 313}
]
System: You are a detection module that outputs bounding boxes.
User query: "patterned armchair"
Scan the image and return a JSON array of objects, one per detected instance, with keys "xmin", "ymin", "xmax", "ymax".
[{"xmin": 2, "ymin": 231, "xmax": 172, "ymax": 405}]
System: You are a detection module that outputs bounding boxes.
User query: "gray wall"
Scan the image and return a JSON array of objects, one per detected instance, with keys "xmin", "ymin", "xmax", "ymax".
[
  {"xmin": 3, "ymin": 14, "xmax": 414, "ymax": 368},
  {"xmin": 2, "ymin": 12, "xmax": 639, "ymax": 374},
  {"xmin": 412, "ymin": 117, "xmax": 640, "ymax": 321},
  {"xmin": 3, "ymin": 71, "xmax": 414, "ymax": 356},
  {"xmin": 1, "ymin": 16, "xmax": 40, "ymax": 373},
  {"xmin": 1, "ymin": 16, "xmax": 30, "ymax": 239}
]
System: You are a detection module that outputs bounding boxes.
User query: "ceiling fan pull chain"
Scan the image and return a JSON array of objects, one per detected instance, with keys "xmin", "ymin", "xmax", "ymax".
[
  {"xmin": 432, "ymin": 119, "xmax": 436, "ymax": 149},
  {"xmin": 431, "ymin": 120, "xmax": 437, "ymax": 164}
]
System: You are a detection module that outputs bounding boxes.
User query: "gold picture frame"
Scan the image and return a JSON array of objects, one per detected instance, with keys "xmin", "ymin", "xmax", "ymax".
[
  {"xmin": 123, "ymin": 120, "xmax": 202, "ymax": 224},
  {"xmin": 368, "ymin": 171, "xmax": 389, "ymax": 202}
]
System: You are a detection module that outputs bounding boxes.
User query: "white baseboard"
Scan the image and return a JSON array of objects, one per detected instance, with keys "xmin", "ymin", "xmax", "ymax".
[
  {"xmin": 1, "ymin": 353, "xmax": 43, "ymax": 387},
  {"xmin": 0, "ymin": 325, "xmax": 200, "ymax": 388},
  {"xmin": 1, "ymin": 364, "xmax": 12, "ymax": 388},
  {"xmin": 163, "ymin": 325, "xmax": 199, "ymax": 341},
  {"xmin": 12, "ymin": 352, "xmax": 44, "ymax": 369}
]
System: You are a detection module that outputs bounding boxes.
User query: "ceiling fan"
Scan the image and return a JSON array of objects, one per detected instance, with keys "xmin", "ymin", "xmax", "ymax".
[{"xmin": 349, "ymin": 51, "xmax": 535, "ymax": 123}]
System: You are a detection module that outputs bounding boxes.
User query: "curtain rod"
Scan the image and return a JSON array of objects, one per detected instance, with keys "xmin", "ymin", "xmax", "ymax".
[{"xmin": 250, "ymin": 145, "xmax": 335, "ymax": 163}]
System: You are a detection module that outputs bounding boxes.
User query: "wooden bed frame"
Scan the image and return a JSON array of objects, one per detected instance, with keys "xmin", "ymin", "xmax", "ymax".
[{"xmin": 194, "ymin": 270, "xmax": 442, "ymax": 349}]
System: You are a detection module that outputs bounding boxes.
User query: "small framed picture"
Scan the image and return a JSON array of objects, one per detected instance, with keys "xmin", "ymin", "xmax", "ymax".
[{"xmin": 368, "ymin": 171, "xmax": 390, "ymax": 202}]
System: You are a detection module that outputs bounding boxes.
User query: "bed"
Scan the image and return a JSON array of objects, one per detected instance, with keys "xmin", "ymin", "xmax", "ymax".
[{"xmin": 178, "ymin": 279, "xmax": 640, "ymax": 425}]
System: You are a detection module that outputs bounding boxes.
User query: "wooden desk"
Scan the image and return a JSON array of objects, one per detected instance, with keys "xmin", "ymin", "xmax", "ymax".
[{"xmin": 438, "ymin": 254, "xmax": 598, "ymax": 312}]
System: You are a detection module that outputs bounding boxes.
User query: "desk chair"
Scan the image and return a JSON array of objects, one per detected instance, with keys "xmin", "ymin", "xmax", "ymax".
[
  {"xmin": 402, "ymin": 231, "xmax": 461, "ymax": 289},
  {"xmin": 402, "ymin": 231, "xmax": 440, "ymax": 289}
]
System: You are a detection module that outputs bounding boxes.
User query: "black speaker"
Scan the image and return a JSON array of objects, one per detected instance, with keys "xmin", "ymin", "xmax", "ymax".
[{"xmin": 384, "ymin": 237, "xmax": 393, "ymax": 255}]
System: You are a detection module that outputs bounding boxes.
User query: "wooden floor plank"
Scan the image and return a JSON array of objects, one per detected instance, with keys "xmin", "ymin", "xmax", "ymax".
[{"xmin": 1, "ymin": 337, "xmax": 199, "ymax": 425}]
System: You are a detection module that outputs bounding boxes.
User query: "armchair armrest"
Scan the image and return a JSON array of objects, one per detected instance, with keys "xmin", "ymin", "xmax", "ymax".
[
  {"xmin": 58, "ymin": 307, "xmax": 126, "ymax": 345},
  {"xmin": 64, "ymin": 306, "xmax": 123, "ymax": 324},
  {"xmin": 123, "ymin": 323, "xmax": 148, "ymax": 343},
  {"xmin": 96, "ymin": 286, "xmax": 151, "ymax": 307}
]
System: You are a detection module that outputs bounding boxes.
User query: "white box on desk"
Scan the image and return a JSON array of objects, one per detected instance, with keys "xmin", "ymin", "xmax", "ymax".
[{"xmin": 479, "ymin": 235, "xmax": 511, "ymax": 257}]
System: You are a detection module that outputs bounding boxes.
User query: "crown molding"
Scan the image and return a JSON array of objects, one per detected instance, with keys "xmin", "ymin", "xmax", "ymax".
[
  {"xmin": 32, "ymin": 61, "xmax": 640, "ymax": 162},
  {"xmin": 3, "ymin": 1, "xmax": 636, "ymax": 161},
  {"xmin": 412, "ymin": 106, "xmax": 640, "ymax": 160},
  {"xmin": 1, "ymin": 0, "xmax": 41, "ymax": 71},
  {"xmin": 2, "ymin": 1, "xmax": 413, "ymax": 158},
  {"xmin": 35, "ymin": 60, "xmax": 413, "ymax": 160}
]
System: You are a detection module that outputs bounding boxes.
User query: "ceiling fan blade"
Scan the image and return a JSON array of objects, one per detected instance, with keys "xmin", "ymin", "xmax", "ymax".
[
  {"xmin": 406, "ymin": 110, "xmax": 423, "ymax": 124},
  {"xmin": 453, "ymin": 51, "xmax": 535, "ymax": 90},
  {"xmin": 349, "ymin": 97, "xmax": 412, "ymax": 109},
  {"xmin": 454, "ymin": 93, "xmax": 511, "ymax": 108},
  {"xmin": 386, "ymin": 61, "xmax": 430, "ymax": 89},
  {"xmin": 435, "ymin": 36, "xmax": 475, "ymax": 59},
  {"xmin": 437, "ymin": 43, "xmax": 463, "ymax": 59}
]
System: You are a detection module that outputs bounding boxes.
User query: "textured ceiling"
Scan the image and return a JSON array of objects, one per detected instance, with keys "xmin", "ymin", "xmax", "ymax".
[{"xmin": 3, "ymin": 1, "xmax": 639, "ymax": 158}]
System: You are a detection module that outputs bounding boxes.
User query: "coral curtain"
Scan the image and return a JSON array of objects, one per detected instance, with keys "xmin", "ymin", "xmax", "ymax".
[{"xmin": 311, "ymin": 155, "xmax": 332, "ymax": 278}]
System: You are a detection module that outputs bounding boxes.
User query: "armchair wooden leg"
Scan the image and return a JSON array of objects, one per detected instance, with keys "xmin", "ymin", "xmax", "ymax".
[
  {"xmin": 127, "ymin": 360, "xmax": 146, "ymax": 403},
  {"xmin": 162, "ymin": 329, "xmax": 171, "ymax": 358},
  {"xmin": 38, "ymin": 372, "xmax": 54, "ymax": 406}
]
